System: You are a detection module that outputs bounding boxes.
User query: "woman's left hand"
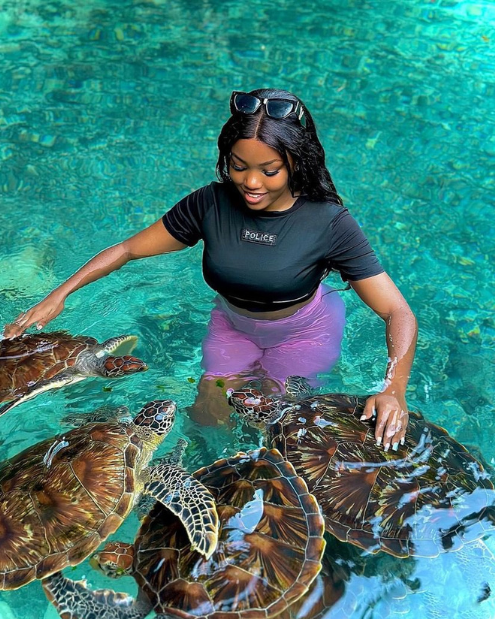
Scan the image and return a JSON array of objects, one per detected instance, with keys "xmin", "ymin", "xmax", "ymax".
[{"xmin": 360, "ymin": 393, "xmax": 409, "ymax": 451}]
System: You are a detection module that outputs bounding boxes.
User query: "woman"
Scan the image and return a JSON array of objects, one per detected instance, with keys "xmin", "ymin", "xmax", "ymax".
[{"xmin": 4, "ymin": 88, "xmax": 417, "ymax": 451}]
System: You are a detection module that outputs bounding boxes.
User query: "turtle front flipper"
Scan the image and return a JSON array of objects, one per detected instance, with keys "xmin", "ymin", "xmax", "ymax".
[
  {"xmin": 42, "ymin": 571, "xmax": 150, "ymax": 619},
  {"xmin": 285, "ymin": 375, "xmax": 314, "ymax": 398},
  {"xmin": 0, "ymin": 371, "xmax": 84, "ymax": 416},
  {"xmin": 134, "ymin": 439, "xmax": 189, "ymax": 521},
  {"xmin": 161, "ymin": 437, "xmax": 188, "ymax": 467},
  {"xmin": 62, "ymin": 405, "xmax": 132, "ymax": 427},
  {"xmin": 92, "ymin": 335, "xmax": 147, "ymax": 378},
  {"xmin": 98, "ymin": 335, "xmax": 139, "ymax": 356},
  {"xmin": 144, "ymin": 463, "xmax": 219, "ymax": 559}
]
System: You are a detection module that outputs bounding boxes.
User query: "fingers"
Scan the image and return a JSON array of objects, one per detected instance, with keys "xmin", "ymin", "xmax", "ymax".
[
  {"xmin": 367, "ymin": 393, "xmax": 409, "ymax": 453},
  {"xmin": 374, "ymin": 408, "xmax": 408, "ymax": 452},
  {"xmin": 381, "ymin": 412, "xmax": 401, "ymax": 452},
  {"xmin": 4, "ymin": 309, "xmax": 43, "ymax": 339},
  {"xmin": 4, "ymin": 315, "xmax": 28, "ymax": 339},
  {"xmin": 360, "ymin": 398, "xmax": 377, "ymax": 421},
  {"xmin": 392, "ymin": 409, "xmax": 409, "ymax": 448},
  {"xmin": 4, "ymin": 294, "xmax": 65, "ymax": 339}
]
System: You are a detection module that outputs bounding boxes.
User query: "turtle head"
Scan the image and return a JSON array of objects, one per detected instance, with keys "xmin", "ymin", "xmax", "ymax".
[
  {"xmin": 226, "ymin": 387, "xmax": 281, "ymax": 427},
  {"xmin": 134, "ymin": 400, "xmax": 176, "ymax": 436},
  {"xmin": 99, "ymin": 355, "xmax": 148, "ymax": 377},
  {"xmin": 90, "ymin": 542, "xmax": 134, "ymax": 579}
]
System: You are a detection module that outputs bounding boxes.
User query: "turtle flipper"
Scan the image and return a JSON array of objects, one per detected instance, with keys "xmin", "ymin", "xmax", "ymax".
[
  {"xmin": 0, "ymin": 372, "xmax": 84, "ymax": 417},
  {"xmin": 144, "ymin": 464, "xmax": 219, "ymax": 559},
  {"xmin": 42, "ymin": 571, "xmax": 149, "ymax": 619},
  {"xmin": 134, "ymin": 439, "xmax": 188, "ymax": 521},
  {"xmin": 62, "ymin": 405, "xmax": 132, "ymax": 427},
  {"xmin": 97, "ymin": 335, "xmax": 139, "ymax": 356},
  {"xmin": 285, "ymin": 375, "xmax": 314, "ymax": 398},
  {"xmin": 161, "ymin": 437, "xmax": 188, "ymax": 467}
]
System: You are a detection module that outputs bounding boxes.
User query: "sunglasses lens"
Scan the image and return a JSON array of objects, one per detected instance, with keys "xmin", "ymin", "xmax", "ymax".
[
  {"xmin": 265, "ymin": 100, "xmax": 294, "ymax": 118},
  {"xmin": 231, "ymin": 93, "xmax": 305, "ymax": 128},
  {"xmin": 234, "ymin": 94, "xmax": 261, "ymax": 114}
]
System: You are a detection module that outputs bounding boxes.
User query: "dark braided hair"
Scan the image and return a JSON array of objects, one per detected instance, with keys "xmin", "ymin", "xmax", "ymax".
[{"xmin": 216, "ymin": 88, "xmax": 343, "ymax": 205}]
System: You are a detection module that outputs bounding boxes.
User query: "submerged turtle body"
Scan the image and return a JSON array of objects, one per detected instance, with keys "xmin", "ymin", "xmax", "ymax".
[
  {"xmin": 0, "ymin": 331, "xmax": 148, "ymax": 415},
  {"xmin": 43, "ymin": 448, "xmax": 326, "ymax": 619},
  {"xmin": 0, "ymin": 400, "xmax": 219, "ymax": 590},
  {"xmin": 228, "ymin": 380, "xmax": 495, "ymax": 558}
]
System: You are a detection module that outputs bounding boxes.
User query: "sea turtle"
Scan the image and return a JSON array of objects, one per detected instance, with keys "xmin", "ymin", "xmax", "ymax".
[
  {"xmin": 0, "ymin": 331, "xmax": 148, "ymax": 416},
  {"xmin": 42, "ymin": 447, "xmax": 326, "ymax": 619},
  {"xmin": 0, "ymin": 399, "xmax": 219, "ymax": 590},
  {"xmin": 227, "ymin": 377, "xmax": 495, "ymax": 558}
]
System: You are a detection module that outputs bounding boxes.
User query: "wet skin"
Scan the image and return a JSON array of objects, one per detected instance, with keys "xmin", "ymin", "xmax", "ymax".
[{"xmin": 4, "ymin": 137, "xmax": 417, "ymax": 451}]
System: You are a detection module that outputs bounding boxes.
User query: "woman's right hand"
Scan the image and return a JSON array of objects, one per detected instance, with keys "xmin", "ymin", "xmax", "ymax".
[
  {"xmin": 3, "ymin": 293, "xmax": 66, "ymax": 339},
  {"xmin": 3, "ymin": 221, "xmax": 187, "ymax": 340}
]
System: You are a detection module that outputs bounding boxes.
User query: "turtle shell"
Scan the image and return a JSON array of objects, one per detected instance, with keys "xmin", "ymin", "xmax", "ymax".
[
  {"xmin": 0, "ymin": 331, "xmax": 97, "ymax": 403},
  {"xmin": 0, "ymin": 418, "xmax": 144, "ymax": 589},
  {"xmin": 131, "ymin": 448, "xmax": 326, "ymax": 619},
  {"xmin": 268, "ymin": 393, "xmax": 495, "ymax": 558},
  {"xmin": 275, "ymin": 552, "xmax": 346, "ymax": 619}
]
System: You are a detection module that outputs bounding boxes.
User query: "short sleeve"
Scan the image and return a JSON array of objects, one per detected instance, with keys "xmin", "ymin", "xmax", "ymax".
[
  {"xmin": 327, "ymin": 208, "xmax": 384, "ymax": 281},
  {"xmin": 162, "ymin": 185, "xmax": 213, "ymax": 246}
]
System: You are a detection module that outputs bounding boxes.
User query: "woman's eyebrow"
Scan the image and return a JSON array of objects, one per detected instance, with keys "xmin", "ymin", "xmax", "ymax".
[{"xmin": 231, "ymin": 152, "xmax": 282, "ymax": 166}]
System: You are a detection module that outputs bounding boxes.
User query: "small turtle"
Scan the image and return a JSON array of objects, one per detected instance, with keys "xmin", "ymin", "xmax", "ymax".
[
  {"xmin": 227, "ymin": 377, "xmax": 495, "ymax": 558},
  {"xmin": 0, "ymin": 400, "xmax": 219, "ymax": 590},
  {"xmin": 42, "ymin": 447, "xmax": 326, "ymax": 619},
  {"xmin": 0, "ymin": 331, "xmax": 148, "ymax": 416}
]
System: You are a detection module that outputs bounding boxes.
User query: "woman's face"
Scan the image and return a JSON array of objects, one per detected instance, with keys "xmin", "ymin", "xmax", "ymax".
[{"xmin": 229, "ymin": 139, "xmax": 296, "ymax": 212}]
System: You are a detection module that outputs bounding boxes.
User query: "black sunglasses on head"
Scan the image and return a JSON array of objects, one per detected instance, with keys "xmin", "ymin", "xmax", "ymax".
[{"xmin": 230, "ymin": 91, "xmax": 307, "ymax": 128}]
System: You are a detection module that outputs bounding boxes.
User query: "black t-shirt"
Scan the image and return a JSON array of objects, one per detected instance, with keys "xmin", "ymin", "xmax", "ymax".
[{"xmin": 162, "ymin": 182, "xmax": 384, "ymax": 312}]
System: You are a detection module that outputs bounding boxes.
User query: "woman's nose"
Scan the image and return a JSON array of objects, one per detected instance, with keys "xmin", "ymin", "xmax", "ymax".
[{"xmin": 243, "ymin": 170, "xmax": 263, "ymax": 189}]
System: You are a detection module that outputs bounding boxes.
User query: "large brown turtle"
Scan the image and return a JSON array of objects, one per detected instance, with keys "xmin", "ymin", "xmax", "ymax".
[
  {"xmin": 0, "ymin": 331, "xmax": 148, "ymax": 416},
  {"xmin": 227, "ymin": 377, "xmax": 495, "ymax": 558},
  {"xmin": 0, "ymin": 400, "xmax": 219, "ymax": 590},
  {"xmin": 42, "ymin": 447, "xmax": 326, "ymax": 619}
]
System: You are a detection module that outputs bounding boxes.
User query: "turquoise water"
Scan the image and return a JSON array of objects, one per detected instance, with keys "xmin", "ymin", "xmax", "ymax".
[{"xmin": 0, "ymin": 0, "xmax": 495, "ymax": 616}]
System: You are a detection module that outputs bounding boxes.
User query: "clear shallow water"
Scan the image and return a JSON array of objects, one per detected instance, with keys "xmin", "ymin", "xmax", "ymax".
[{"xmin": 0, "ymin": 0, "xmax": 494, "ymax": 617}]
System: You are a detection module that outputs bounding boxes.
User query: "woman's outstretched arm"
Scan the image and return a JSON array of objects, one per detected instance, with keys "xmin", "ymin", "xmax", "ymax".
[
  {"xmin": 349, "ymin": 272, "xmax": 418, "ymax": 451},
  {"xmin": 4, "ymin": 220, "xmax": 186, "ymax": 338}
]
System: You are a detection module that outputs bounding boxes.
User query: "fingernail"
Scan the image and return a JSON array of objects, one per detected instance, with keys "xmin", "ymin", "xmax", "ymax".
[
  {"xmin": 360, "ymin": 415, "xmax": 366, "ymax": 421},
  {"xmin": 376, "ymin": 437, "xmax": 382, "ymax": 446},
  {"xmin": 384, "ymin": 443, "xmax": 390, "ymax": 452},
  {"xmin": 37, "ymin": 324, "xmax": 43, "ymax": 330},
  {"xmin": 393, "ymin": 442, "xmax": 398, "ymax": 451},
  {"xmin": 400, "ymin": 437, "xmax": 405, "ymax": 445}
]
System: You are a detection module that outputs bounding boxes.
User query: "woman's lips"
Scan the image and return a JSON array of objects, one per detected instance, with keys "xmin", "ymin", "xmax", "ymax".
[{"xmin": 243, "ymin": 191, "xmax": 267, "ymax": 205}]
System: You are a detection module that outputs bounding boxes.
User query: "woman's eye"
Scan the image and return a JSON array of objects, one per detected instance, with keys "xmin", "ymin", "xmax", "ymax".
[
  {"xmin": 264, "ymin": 170, "xmax": 279, "ymax": 177},
  {"xmin": 231, "ymin": 163, "xmax": 245, "ymax": 172}
]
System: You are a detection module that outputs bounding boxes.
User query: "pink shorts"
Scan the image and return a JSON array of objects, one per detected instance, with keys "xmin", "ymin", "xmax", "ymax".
[{"xmin": 201, "ymin": 284, "xmax": 346, "ymax": 388}]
